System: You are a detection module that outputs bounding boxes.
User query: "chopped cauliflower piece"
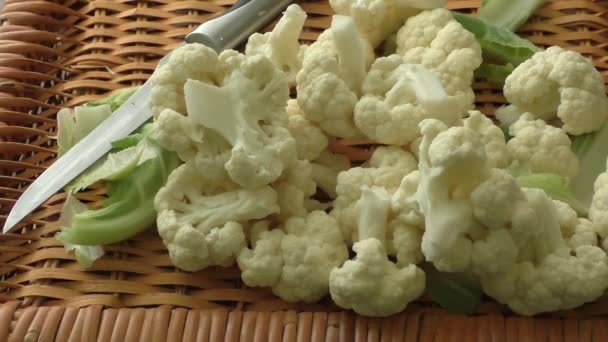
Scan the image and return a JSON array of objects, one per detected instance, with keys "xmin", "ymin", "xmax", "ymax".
[
  {"xmin": 245, "ymin": 4, "xmax": 308, "ymax": 87},
  {"xmin": 396, "ymin": 9, "xmax": 482, "ymax": 118},
  {"xmin": 503, "ymin": 46, "xmax": 608, "ymax": 135},
  {"xmin": 507, "ymin": 113, "xmax": 579, "ymax": 178}
]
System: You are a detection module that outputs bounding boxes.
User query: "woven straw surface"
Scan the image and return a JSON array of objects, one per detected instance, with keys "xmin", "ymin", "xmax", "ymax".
[{"xmin": 1, "ymin": 0, "xmax": 608, "ymax": 340}]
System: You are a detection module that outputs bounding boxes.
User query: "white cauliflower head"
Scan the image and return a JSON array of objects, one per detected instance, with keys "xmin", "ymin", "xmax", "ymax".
[
  {"xmin": 389, "ymin": 171, "xmax": 425, "ymax": 266},
  {"xmin": 332, "ymin": 146, "xmax": 417, "ymax": 243},
  {"xmin": 464, "ymin": 111, "xmax": 510, "ymax": 169},
  {"xmin": 329, "ymin": 0, "xmax": 446, "ymax": 48},
  {"xmin": 238, "ymin": 211, "xmax": 349, "ymax": 303},
  {"xmin": 286, "ymin": 99, "xmax": 328, "ymax": 161},
  {"xmin": 237, "ymin": 221, "xmax": 284, "ymax": 288},
  {"xmin": 354, "ymin": 55, "xmax": 463, "ymax": 146},
  {"xmin": 396, "ymin": 8, "xmax": 483, "ymax": 118},
  {"xmin": 503, "ymin": 46, "xmax": 608, "ymax": 135},
  {"xmin": 155, "ymin": 109, "xmax": 230, "ymax": 184},
  {"xmin": 273, "ymin": 159, "xmax": 317, "ymax": 222},
  {"xmin": 590, "ymin": 170, "xmax": 608, "ymax": 248},
  {"xmin": 184, "ymin": 51, "xmax": 296, "ymax": 189},
  {"xmin": 154, "ymin": 163, "xmax": 279, "ymax": 272},
  {"xmin": 296, "ymin": 15, "xmax": 375, "ymax": 139},
  {"xmin": 329, "ymin": 186, "xmax": 425, "ymax": 317},
  {"xmin": 416, "ymin": 119, "xmax": 538, "ymax": 274},
  {"xmin": 507, "ymin": 113, "xmax": 579, "ymax": 179},
  {"xmin": 481, "ymin": 189, "xmax": 608, "ymax": 316}
]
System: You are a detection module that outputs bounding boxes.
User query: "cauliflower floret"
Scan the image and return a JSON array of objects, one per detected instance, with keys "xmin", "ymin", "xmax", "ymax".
[
  {"xmin": 354, "ymin": 55, "xmax": 463, "ymax": 146},
  {"xmin": 552, "ymin": 200, "xmax": 599, "ymax": 249},
  {"xmin": 153, "ymin": 43, "xmax": 296, "ymax": 189},
  {"xmin": 296, "ymin": 15, "xmax": 375, "ymax": 138},
  {"xmin": 416, "ymin": 120, "xmax": 538, "ymax": 274},
  {"xmin": 273, "ymin": 160, "xmax": 317, "ymax": 222},
  {"xmin": 503, "ymin": 46, "xmax": 608, "ymax": 135},
  {"xmin": 390, "ymin": 171, "xmax": 424, "ymax": 266},
  {"xmin": 507, "ymin": 113, "xmax": 579, "ymax": 179},
  {"xmin": 329, "ymin": 186, "xmax": 425, "ymax": 317},
  {"xmin": 286, "ymin": 99, "xmax": 328, "ymax": 161},
  {"xmin": 391, "ymin": 170, "xmax": 423, "ymax": 227},
  {"xmin": 589, "ymin": 171, "xmax": 608, "ymax": 248},
  {"xmin": 245, "ymin": 4, "xmax": 308, "ymax": 87},
  {"xmin": 149, "ymin": 43, "xmax": 222, "ymax": 118},
  {"xmin": 469, "ymin": 169, "xmax": 540, "ymax": 274},
  {"xmin": 238, "ymin": 221, "xmax": 284, "ymax": 287},
  {"xmin": 238, "ymin": 211, "xmax": 349, "ymax": 303},
  {"xmin": 464, "ymin": 111, "xmax": 510, "ymax": 168},
  {"xmin": 332, "ymin": 146, "xmax": 417, "ymax": 243},
  {"xmin": 481, "ymin": 188, "xmax": 608, "ymax": 316},
  {"xmin": 396, "ymin": 9, "xmax": 482, "ymax": 118},
  {"xmin": 390, "ymin": 222, "xmax": 424, "ymax": 267},
  {"xmin": 155, "ymin": 109, "xmax": 230, "ymax": 183},
  {"xmin": 154, "ymin": 164, "xmax": 280, "ymax": 272},
  {"xmin": 329, "ymin": 0, "xmax": 446, "ymax": 48},
  {"xmin": 184, "ymin": 52, "xmax": 296, "ymax": 189}
]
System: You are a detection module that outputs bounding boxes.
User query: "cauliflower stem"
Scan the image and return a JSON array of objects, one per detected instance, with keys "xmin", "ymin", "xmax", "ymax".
[{"xmin": 331, "ymin": 15, "xmax": 368, "ymax": 94}]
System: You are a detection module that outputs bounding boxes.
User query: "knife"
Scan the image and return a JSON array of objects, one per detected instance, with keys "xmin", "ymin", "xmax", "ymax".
[{"xmin": 3, "ymin": 0, "xmax": 295, "ymax": 233}]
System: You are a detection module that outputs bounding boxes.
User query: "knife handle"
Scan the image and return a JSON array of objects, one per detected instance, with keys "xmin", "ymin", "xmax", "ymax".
[{"xmin": 185, "ymin": 0, "xmax": 295, "ymax": 52}]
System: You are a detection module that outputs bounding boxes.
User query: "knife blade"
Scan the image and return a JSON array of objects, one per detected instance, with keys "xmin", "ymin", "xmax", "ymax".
[{"xmin": 3, "ymin": 0, "xmax": 294, "ymax": 233}]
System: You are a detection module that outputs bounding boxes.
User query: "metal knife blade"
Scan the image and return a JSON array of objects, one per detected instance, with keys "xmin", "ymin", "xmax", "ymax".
[{"xmin": 3, "ymin": 0, "xmax": 294, "ymax": 233}]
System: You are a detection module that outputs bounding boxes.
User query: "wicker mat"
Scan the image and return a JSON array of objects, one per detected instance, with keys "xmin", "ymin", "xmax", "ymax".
[{"xmin": 1, "ymin": 0, "xmax": 608, "ymax": 341}]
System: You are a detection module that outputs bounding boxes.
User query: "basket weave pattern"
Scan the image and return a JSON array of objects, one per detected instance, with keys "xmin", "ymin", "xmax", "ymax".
[{"xmin": 1, "ymin": 0, "xmax": 608, "ymax": 340}]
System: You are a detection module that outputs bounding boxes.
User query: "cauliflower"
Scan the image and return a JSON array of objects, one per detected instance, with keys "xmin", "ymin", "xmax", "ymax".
[
  {"xmin": 332, "ymin": 146, "xmax": 417, "ymax": 243},
  {"xmin": 464, "ymin": 111, "xmax": 510, "ymax": 169},
  {"xmin": 155, "ymin": 109, "xmax": 230, "ymax": 183},
  {"xmin": 390, "ymin": 170, "xmax": 425, "ymax": 266},
  {"xmin": 184, "ymin": 52, "xmax": 296, "ymax": 189},
  {"xmin": 329, "ymin": 0, "xmax": 446, "ymax": 48},
  {"xmin": 507, "ymin": 113, "xmax": 579, "ymax": 179},
  {"xmin": 238, "ymin": 211, "xmax": 349, "ymax": 303},
  {"xmin": 286, "ymin": 99, "xmax": 328, "ymax": 161},
  {"xmin": 310, "ymin": 150, "xmax": 351, "ymax": 199},
  {"xmin": 590, "ymin": 169, "xmax": 608, "ymax": 249},
  {"xmin": 551, "ymin": 200, "xmax": 598, "ymax": 249},
  {"xmin": 273, "ymin": 160, "xmax": 317, "ymax": 222},
  {"xmin": 480, "ymin": 188, "xmax": 608, "ymax": 316},
  {"xmin": 396, "ymin": 9, "xmax": 483, "ymax": 118},
  {"xmin": 149, "ymin": 43, "xmax": 222, "ymax": 118},
  {"xmin": 296, "ymin": 15, "xmax": 375, "ymax": 138},
  {"xmin": 329, "ymin": 186, "xmax": 425, "ymax": 317},
  {"xmin": 238, "ymin": 221, "xmax": 284, "ymax": 287},
  {"xmin": 416, "ymin": 119, "xmax": 538, "ymax": 274},
  {"xmin": 154, "ymin": 163, "xmax": 279, "ymax": 272},
  {"xmin": 245, "ymin": 4, "xmax": 308, "ymax": 87},
  {"xmin": 354, "ymin": 55, "xmax": 462, "ymax": 146},
  {"xmin": 502, "ymin": 46, "xmax": 608, "ymax": 135}
]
